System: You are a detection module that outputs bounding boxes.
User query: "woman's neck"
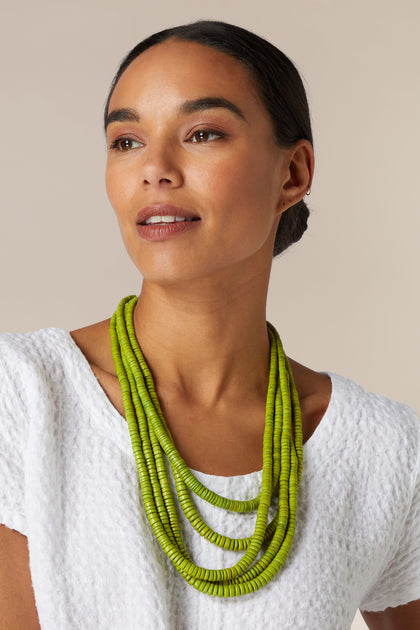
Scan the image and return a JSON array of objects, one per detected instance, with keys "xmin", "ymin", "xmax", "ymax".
[{"xmin": 132, "ymin": 271, "xmax": 271, "ymax": 407}]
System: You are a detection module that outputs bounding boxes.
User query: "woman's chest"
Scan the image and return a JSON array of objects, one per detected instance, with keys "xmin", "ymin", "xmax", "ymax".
[{"xmin": 28, "ymin": 428, "xmax": 376, "ymax": 629}]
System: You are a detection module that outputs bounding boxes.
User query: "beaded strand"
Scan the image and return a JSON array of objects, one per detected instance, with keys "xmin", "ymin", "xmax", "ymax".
[{"xmin": 110, "ymin": 295, "xmax": 303, "ymax": 597}]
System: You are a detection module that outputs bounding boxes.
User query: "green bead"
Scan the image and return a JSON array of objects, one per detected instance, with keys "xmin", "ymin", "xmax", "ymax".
[{"xmin": 110, "ymin": 296, "xmax": 303, "ymax": 597}]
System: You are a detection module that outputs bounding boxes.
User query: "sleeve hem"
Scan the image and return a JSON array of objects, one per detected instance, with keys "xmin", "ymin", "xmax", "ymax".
[
  {"xmin": 360, "ymin": 586, "xmax": 420, "ymax": 612},
  {"xmin": 0, "ymin": 512, "xmax": 28, "ymax": 537}
]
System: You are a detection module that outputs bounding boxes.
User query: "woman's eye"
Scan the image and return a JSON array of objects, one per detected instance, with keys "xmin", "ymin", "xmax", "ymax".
[
  {"xmin": 189, "ymin": 129, "xmax": 224, "ymax": 143},
  {"xmin": 110, "ymin": 138, "xmax": 142, "ymax": 151}
]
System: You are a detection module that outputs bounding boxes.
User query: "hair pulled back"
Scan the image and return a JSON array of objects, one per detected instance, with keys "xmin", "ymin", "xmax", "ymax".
[{"xmin": 105, "ymin": 20, "xmax": 313, "ymax": 257}]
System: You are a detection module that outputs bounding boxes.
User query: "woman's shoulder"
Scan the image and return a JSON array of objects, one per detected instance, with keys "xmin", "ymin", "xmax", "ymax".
[
  {"xmin": 0, "ymin": 322, "xmax": 112, "ymax": 404},
  {"xmin": 291, "ymin": 362, "xmax": 419, "ymax": 488},
  {"xmin": 0, "ymin": 321, "xmax": 120, "ymax": 442},
  {"xmin": 324, "ymin": 371, "xmax": 420, "ymax": 482},
  {"xmin": 330, "ymin": 370, "xmax": 419, "ymax": 433},
  {"xmin": 0, "ymin": 318, "xmax": 112, "ymax": 373},
  {"xmin": 0, "ymin": 326, "xmax": 68, "ymax": 371},
  {"xmin": 0, "ymin": 327, "xmax": 77, "ymax": 417}
]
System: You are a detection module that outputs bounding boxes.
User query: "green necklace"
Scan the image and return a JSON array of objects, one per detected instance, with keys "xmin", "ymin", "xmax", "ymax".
[{"xmin": 110, "ymin": 295, "xmax": 303, "ymax": 597}]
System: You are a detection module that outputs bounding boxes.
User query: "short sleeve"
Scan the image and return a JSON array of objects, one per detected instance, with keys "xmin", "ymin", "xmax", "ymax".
[
  {"xmin": 0, "ymin": 335, "xmax": 28, "ymax": 535},
  {"xmin": 360, "ymin": 409, "xmax": 420, "ymax": 612}
]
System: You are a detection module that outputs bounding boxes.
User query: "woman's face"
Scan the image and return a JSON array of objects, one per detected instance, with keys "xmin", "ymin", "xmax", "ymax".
[{"xmin": 105, "ymin": 39, "xmax": 292, "ymax": 285}]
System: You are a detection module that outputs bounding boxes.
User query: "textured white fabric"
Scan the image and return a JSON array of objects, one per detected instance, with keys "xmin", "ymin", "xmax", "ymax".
[{"xmin": 1, "ymin": 327, "xmax": 419, "ymax": 630}]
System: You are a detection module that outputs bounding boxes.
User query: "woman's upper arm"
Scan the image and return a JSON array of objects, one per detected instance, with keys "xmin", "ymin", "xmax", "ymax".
[
  {"xmin": 361, "ymin": 599, "xmax": 420, "ymax": 629},
  {"xmin": 0, "ymin": 524, "xmax": 40, "ymax": 630}
]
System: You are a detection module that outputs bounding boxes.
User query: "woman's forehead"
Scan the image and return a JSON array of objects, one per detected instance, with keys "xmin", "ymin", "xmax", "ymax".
[{"xmin": 108, "ymin": 39, "xmax": 260, "ymax": 111}]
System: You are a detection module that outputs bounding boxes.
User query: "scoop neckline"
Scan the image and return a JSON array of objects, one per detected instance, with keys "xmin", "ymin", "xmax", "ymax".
[{"xmin": 54, "ymin": 327, "xmax": 339, "ymax": 480}]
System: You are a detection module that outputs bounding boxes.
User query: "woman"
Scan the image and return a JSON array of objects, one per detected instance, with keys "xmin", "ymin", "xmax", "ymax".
[{"xmin": 0, "ymin": 20, "xmax": 419, "ymax": 630}]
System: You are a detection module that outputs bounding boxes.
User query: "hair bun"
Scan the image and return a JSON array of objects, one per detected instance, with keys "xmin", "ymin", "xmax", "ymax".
[{"xmin": 274, "ymin": 200, "xmax": 310, "ymax": 257}]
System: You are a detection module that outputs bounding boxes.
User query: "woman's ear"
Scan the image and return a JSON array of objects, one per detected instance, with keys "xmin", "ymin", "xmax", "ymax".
[{"xmin": 276, "ymin": 139, "xmax": 314, "ymax": 214}]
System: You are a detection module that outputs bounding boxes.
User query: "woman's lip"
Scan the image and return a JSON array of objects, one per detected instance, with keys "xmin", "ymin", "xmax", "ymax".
[
  {"xmin": 137, "ymin": 220, "xmax": 201, "ymax": 242},
  {"xmin": 136, "ymin": 204, "xmax": 199, "ymax": 225}
]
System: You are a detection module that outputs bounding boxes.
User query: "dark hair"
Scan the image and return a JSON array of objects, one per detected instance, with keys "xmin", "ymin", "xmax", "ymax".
[{"xmin": 105, "ymin": 20, "xmax": 313, "ymax": 257}]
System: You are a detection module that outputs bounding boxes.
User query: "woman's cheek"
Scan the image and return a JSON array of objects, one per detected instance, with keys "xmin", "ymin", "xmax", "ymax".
[{"xmin": 106, "ymin": 169, "xmax": 132, "ymax": 216}]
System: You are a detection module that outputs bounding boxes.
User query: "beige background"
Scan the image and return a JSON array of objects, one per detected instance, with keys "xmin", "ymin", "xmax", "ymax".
[{"xmin": 1, "ymin": 1, "xmax": 419, "ymax": 627}]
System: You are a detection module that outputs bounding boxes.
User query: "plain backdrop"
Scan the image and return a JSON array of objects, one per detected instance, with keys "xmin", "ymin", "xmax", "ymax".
[{"xmin": 1, "ymin": 1, "xmax": 419, "ymax": 627}]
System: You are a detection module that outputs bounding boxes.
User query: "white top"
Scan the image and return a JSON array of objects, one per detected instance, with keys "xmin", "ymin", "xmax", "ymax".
[{"xmin": 1, "ymin": 327, "xmax": 419, "ymax": 630}]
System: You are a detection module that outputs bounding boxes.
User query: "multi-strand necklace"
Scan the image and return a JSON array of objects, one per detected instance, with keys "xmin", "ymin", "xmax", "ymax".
[{"xmin": 110, "ymin": 295, "xmax": 303, "ymax": 597}]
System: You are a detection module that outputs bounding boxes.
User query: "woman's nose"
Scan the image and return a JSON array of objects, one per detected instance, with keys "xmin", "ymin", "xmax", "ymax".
[{"xmin": 141, "ymin": 142, "xmax": 183, "ymax": 189}]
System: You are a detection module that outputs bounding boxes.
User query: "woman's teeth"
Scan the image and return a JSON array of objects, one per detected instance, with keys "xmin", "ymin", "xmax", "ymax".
[{"xmin": 144, "ymin": 216, "xmax": 196, "ymax": 225}]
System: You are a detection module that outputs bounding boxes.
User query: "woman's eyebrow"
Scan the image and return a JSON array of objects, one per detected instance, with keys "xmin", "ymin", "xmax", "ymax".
[
  {"xmin": 105, "ymin": 97, "xmax": 247, "ymax": 131},
  {"xmin": 179, "ymin": 97, "xmax": 247, "ymax": 121},
  {"xmin": 105, "ymin": 107, "xmax": 139, "ymax": 131}
]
